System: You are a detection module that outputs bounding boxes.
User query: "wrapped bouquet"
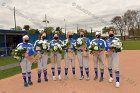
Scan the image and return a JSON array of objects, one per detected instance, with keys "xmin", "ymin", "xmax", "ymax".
[
  {"xmin": 75, "ymin": 38, "xmax": 88, "ymax": 57},
  {"xmin": 88, "ymin": 42, "xmax": 103, "ymax": 62},
  {"xmin": 88, "ymin": 42, "xmax": 103, "ymax": 54},
  {"xmin": 12, "ymin": 46, "xmax": 27, "ymax": 61},
  {"xmin": 109, "ymin": 39, "xmax": 123, "ymax": 52},
  {"xmin": 61, "ymin": 39, "xmax": 71, "ymax": 49},
  {"xmin": 74, "ymin": 38, "xmax": 86, "ymax": 49},
  {"xmin": 37, "ymin": 40, "xmax": 50, "ymax": 52},
  {"xmin": 51, "ymin": 43, "xmax": 62, "ymax": 53}
]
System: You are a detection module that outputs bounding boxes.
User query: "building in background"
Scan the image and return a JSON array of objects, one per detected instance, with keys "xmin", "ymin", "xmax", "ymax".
[{"xmin": 0, "ymin": 29, "xmax": 26, "ymax": 56}]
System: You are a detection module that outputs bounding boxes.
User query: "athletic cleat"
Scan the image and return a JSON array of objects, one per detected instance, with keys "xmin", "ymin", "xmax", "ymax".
[
  {"xmin": 65, "ymin": 75, "xmax": 68, "ymax": 80},
  {"xmin": 86, "ymin": 77, "xmax": 90, "ymax": 81},
  {"xmin": 52, "ymin": 76, "xmax": 56, "ymax": 81},
  {"xmin": 44, "ymin": 78, "xmax": 48, "ymax": 82},
  {"xmin": 58, "ymin": 75, "xmax": 62, "ymax": 80},
  {"xmin": 38, "ymin": 78, "xmax": 41, "ymax": 83},
  {"xmin": 109, "ymin": 77, "xmax": 113, "ymax": 83},
  {"xmin": 94, "ymin": 76, "xmax": 98, "ymax": 80},
  {"xmin": 116, "ymin": 82, "xmax": 120, "ymax": 88},
  {"xmin": 99, "ymin": 77, "xmax": 104, "ymax": 82},
  {"xmin": 79, "ymin": 76, "xmax": 84, "ymax": 80},
  {"xmin": 73, "ymin": 75, "xmax": 76, "ymax": 79},
  {"xmin": 24, "ymin": 82, "xmax": 28, "ymax": 87},
  {"xmin": 28, "ymin": 81, "xmax": 33, "ymax": 85}
]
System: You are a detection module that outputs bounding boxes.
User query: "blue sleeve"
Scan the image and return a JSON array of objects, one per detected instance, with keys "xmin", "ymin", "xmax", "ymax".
[
  {"xmin": 86, "ymin": 38, "xmax": 90, "ymax": 47},
  {"xmin": 49, "ymin": 41, "xmax": 53, "ymax": 48},
  {"xmin": 34, "ymin": 40, "xmax": 39, "ymax": 53},
  {"xmin": 105, "ymin": 40, "xmax": 109, "ymax": 51},
  {"xmin": 28, "ymin": 44, "xmax": 34, "ymax": 56},
  {"xmin": 59, "ymin": 40, "xmax": 63, "ymax": 45}
]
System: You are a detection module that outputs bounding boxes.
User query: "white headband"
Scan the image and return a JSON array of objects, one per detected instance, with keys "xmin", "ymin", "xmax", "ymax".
[
  {"xmin": 95, "ymin": 32, "xmax": 101, "ymax": 35},
  {"xmin": 23, "ymin": 35, "xmax": 29, "ymax": 39}
]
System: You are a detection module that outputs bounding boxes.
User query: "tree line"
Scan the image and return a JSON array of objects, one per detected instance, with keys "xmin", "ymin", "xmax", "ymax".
[{"xmin": 102, "ymin": 10, "xmax": 140, "ymax": 40}]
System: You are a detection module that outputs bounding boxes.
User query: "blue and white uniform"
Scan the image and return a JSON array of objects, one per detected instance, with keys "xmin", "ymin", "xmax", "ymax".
[
  {"xmin": 91, "ymin": 38, "xmax": 107, "ymax": 79},
  {"xmin": 106, "ymin": 37, "xmax": 120, "ymax": 83},
  {"xmin": 77, "ymin": 37, "xmax": 90, "ymax": 79},
  {"xmin": 64, "ymin": 38, "xmax": 76, "ymax": 78},
  {"xmin": 34, "ymin": 39, "xmax": 49, "ymax": 81},
  {"xmin": 50, "ymin": 39, "xmax": 62, "ymax": 79},
  {"xmin": 17, "ymin": 42, "xmax": 34, "ymax": 84}
]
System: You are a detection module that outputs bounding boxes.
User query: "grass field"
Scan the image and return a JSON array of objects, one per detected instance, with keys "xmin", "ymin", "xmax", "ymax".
[
  {"xmin": 0, "ymin": 56, "xmax": 18, "ymax": 66},
  {"xmin": 0, "ymin": 40, "xmax": 139, "ymax": 80},
  {"xmin": 122, "ymin": 40, "xmax": 140, "ymax": 50}
]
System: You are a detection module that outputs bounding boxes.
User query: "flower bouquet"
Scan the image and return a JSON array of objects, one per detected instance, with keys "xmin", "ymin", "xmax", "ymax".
[
  {"xmin": 37, "ymin": 40, "xmax": 50, "ymax": 52},
  {"xmin": 61, "ymin": 39, "xmax": 71, "ymax": 49},
  {"xmin": 75, "ymin": 38, "xmax": 88, "ymax": 57},
  {"xmin": 51, "ymin": 43, "xmax": 62, "ymax": 53},
  {"xmin": 88, "ymin": 42, "xmax": 103, "ymax": 62},
  {"xmin": 109, "ymin": 39, "xmax": 123, "ymax": 52},
  {"xmin": 12, "ymin": 46, "xmax": 27, "ymax": 62}
]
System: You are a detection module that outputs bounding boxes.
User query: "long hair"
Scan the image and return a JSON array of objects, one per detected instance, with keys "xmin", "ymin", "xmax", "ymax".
[{"xmin": 38, "ymin": 31, "xmax": 46, "ymax": 40}]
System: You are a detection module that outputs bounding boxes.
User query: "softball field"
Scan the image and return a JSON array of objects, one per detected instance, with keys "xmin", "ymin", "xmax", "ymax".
[{"xmin": 0, "ymin": 50, "xmax": 140, "ymax": 93}]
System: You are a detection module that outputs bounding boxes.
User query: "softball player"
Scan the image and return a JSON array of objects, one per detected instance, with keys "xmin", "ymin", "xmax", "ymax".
[
  {"xmin": 91, "ymin": 32, "xmax": 107, "ymax": 82},
  {"xmin": 50, "ymin": 33, "xmax": 63, "ymax": 80},
  {"xmin": 64, "ymin": 32, "xmax": 76, "ymax": 79},
  {"xmin": 17, "ymin": 35, "xmax": 34, "ymax": 87},
  {"xmin": 106, "ymin": 30, "xmax": 120, "ymax": 88},
  {"xmin": 34, "ymin": 32, "xmax": 49, "ymax": 83},
  {"xmin": 77, "ymin": 31, "xmax": 90, "ymax": 80}
]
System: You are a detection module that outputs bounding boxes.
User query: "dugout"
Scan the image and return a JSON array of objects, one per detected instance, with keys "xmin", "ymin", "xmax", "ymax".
[{"xmin": 0, "ymin": 29, "xmax": 26, "ymax": 56}]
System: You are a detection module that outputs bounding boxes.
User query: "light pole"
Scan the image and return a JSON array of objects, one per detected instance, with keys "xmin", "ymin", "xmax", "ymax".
[
  {"xmin": 64, "ymin": 19, "xmax": 66, "ymax": 36},
  {"xmin": 43, "ymin": 14, "xmax": 49, "ymax": 28},
  {"xmin": 14, "ymin": 7, "xmax": 16, "ymax": 30}
]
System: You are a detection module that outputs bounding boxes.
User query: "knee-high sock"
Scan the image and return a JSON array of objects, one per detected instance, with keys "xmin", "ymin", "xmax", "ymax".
[
  {"xmin": 85, "ymin": 68, "xmax": 89, "ymax": 77},
  {"xmin": 22, "ymin": 73, "xmax": 27, "ymax": 83},
  {"xmin": 100, "ymin": 69, "xmax": 104, "ymax": 78},
  {"xmin": 94, "ymin": 68, "xmax": 98, "ymax": 77},
  {"xmin": 72, "ymin": 67, "xmax": 75, "ymax": 75},
  {"xmin": 38, "ymin": 70, "xmax": 42, "ymax": 79},
  {"xmin": 43, "ymin": 69, "xmax": 47, "ymax": 79},
  {"xmin": 51, "ymin": 68, "xmax": 55, "ymax": 76},
  {"xmin": 65, "ymin": 68, "xmax": 68, "ymax": 76},
  {"xmin": 108, "ymin": 68, "xmax": 113, "ymax": 78},
  {"xmin": 80, "ymin": 67, "xmax": 83, "ymax": 77},
  {"xmin": 115, "ymin": 71, "xmax": 120, "ymax": 82},
  {"xmin": 28, "ymin": 72, "xmax": 31, "ymax": 82},
  {"xmin": 58, "ymin": 67, "xmax": 61, "ymax": 75}
]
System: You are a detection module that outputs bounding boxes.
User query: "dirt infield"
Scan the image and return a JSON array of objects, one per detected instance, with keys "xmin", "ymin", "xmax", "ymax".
[{"xmin": 0, "ymin": 50, "xmax": 140, "ymax": 93}]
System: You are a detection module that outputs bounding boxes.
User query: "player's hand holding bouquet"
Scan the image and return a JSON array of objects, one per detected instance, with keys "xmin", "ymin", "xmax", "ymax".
[
  {"xmin": 74, "ymin": 38, "xmax": 88, "ymax": 57},
  {"xmin": 12, "ymin": 46, "xmax": 27, "ymax": 62},
  {"xmin": 88, "ymin": 42, "xmax": 103, "ymax": 62},
  {"xmin": 109, "ymin": 39, "xmax": 123, "ymax": 53},
  {"xmin": 51, "ymin": 43, "xmax": 62, "ymax": 53}
]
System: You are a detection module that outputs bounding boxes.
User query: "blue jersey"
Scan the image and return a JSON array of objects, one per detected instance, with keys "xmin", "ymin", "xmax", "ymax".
[
  {"xmin": 91, "ymin": 38, "xmax": 107, "ymax": 49},
  {"xmin": 77, "ymin": 37, "xmax": 90, "ymax": 48},
  {"xmin": 17, "ymin": 42, "xmax": 34, "ymax": 56},
  {"xmin": 34, "ymin": 39, "xmax": 48, "ymax": 53},
  {"xmin": 106, "ymin": 37, "xmax": 120, "ymax": 51},
  {"xmin": 63, "ymin": 38, "xmax": 76, "ymax": 52},
  {"xmin": 50, "ymin": 39, "xmax": 62, "ymax": 48}
]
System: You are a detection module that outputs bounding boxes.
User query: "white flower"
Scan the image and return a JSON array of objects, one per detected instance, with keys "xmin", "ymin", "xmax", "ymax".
[
  {"xmin": 42, "ymin": 43, "xmax": 47, "ymax": 49},
  {"xmin": 94, "ymin": 46, "xmax": 99, "ymax": 50},
  {"xmin": 38, "ymin": 40, "xmax": 43, "ymax": 44},
  {"xmin": 17, "ymin": 46, "xmax": 23, "ymax": 50}
]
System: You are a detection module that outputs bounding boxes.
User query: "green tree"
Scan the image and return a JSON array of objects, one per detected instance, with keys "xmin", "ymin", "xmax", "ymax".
[
  {"xmin": 44, "ymin": 27, "xmax": 54, "ymax": 34},
  {"xmin": 102, "ymin": 26, "xmax": 116, "ymax": 34},
  {"xmin": 16, "ymin": 26, "xmax": 22, "ymax": 30},
  {"xmin": 55, "ymin": 27, "xmax": 64, "ymax": 34},
  {"xmin": 28, "ymin": 29, "xmax": 40, "ymax": 34},
  {"xmin": 23, "ymin": 25, "xmax": 30, "ymax": 31},
  {"xmin": 111, "ymin": 16, "xmax": 125, "ymax": 39}
]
